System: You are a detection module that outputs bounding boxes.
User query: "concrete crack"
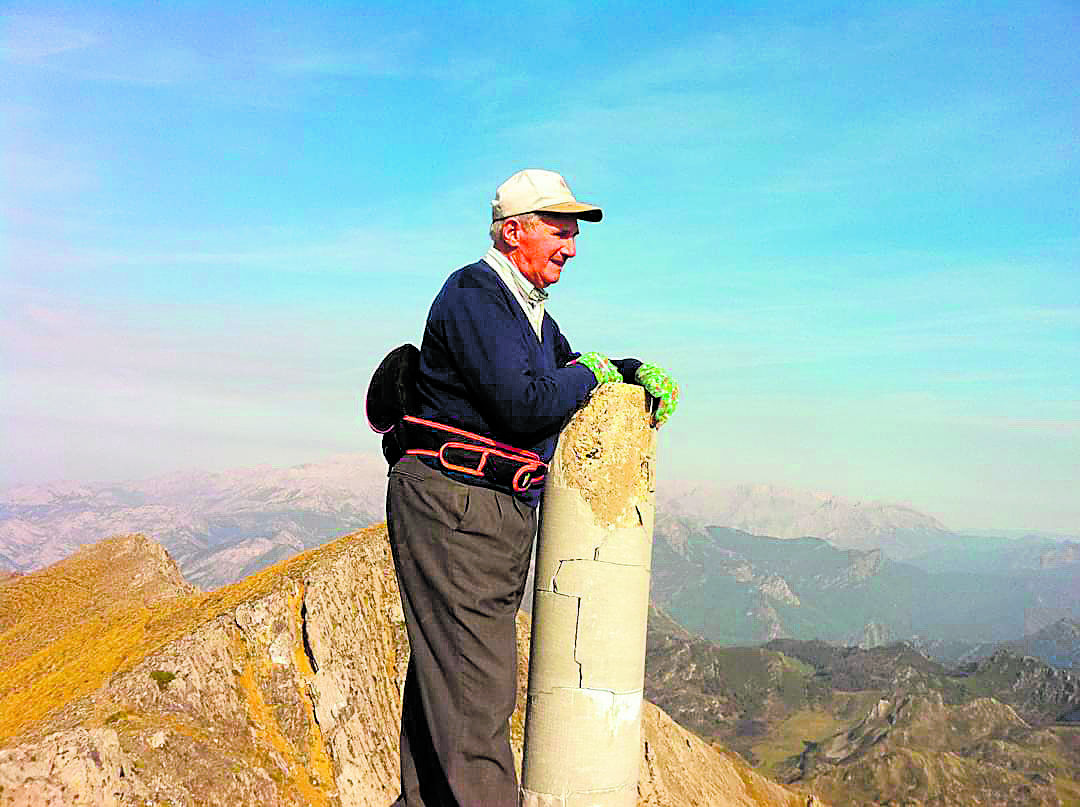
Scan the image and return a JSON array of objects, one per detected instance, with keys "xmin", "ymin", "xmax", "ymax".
[
  {"xmin": 572, "ymin": 597, "xmax": 584, "ymax": 687},
  {"xmin": 544, "ymin": 590, "xmax": 577, "ymax": 599},
  {"xmin": 551, "ymin": 560, "xmax": 563, "ymax": 593},
  {"xmin": 552, "ymin": 557, "xmax": 618, "ymax": 592}
]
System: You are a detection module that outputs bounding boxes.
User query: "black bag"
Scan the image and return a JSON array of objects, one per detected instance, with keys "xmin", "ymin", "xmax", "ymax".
[{"xmin": 365, "ymin": 343, "xmax": 420, "ymax": 466}]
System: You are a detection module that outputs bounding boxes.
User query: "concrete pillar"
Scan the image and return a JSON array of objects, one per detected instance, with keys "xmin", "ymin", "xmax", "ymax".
[{"xmin": 521, "ymin": 384, "xmax": 657, "ymax": 807}]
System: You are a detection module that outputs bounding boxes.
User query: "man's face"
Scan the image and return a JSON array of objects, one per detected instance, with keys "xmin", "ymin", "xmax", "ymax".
[{"xmin": 509, "ymin": 215, "xmax": 579, "ymax": 289}]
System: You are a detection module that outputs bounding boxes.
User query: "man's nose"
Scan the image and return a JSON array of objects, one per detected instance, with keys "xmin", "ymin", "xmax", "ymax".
[{"xmin": 562, "ymin": 237, "xmax": 576, "ymax": 258}]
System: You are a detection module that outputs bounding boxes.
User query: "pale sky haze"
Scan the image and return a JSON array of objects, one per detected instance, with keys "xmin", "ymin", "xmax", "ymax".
[{"xmin": 1, "ymin": 2, "xmax": 1078, "ymax": 533}]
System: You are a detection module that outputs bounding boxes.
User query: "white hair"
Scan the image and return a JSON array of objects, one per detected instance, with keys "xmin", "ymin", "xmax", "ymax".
[{"xmin": 489, "ymin": 212, "xmax": 544, "ymax": 249}]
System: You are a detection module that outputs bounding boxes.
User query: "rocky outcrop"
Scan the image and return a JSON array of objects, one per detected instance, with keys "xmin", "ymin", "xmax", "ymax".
[
  {"xmin": 0, "ymin": 527, "xmax": 821, "ymax": 807},
  {"xmin": 637, "ymin": 705, "xmax": 808, "ymax": 807},
  {"xmin": 758, "ymin": 575, "xmax": 800, "ymax": 606},
  {"xmin": 857, "ymin": 621, "xmax": 891, "ymax": 649},
  {"xmin": 0, "ymin": 526, "xmax": 406, "ymax": 806},
  {"xmin": 789, "ymin": 691, "xmax": 1068, "ymax": 806},
  {"xmin": 811, "ymin": 691, "xmax": 1030, "ymax": 763},
  {"xmin": 965, "ymin": 649, "xmax": 1080, "ymax": 725},
  {"xmin": 817, "ymin": 548, "xmax": 882, "ymax": 589}
]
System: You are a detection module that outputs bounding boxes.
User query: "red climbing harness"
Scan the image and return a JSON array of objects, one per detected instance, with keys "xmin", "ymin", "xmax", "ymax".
[
  {"xmin": 365, "ymin": 343, "xmax": 547, "ymax": 495},
  {"xmin": 400, "ymin": 415, "xmax": 547, "ymax": 495}
]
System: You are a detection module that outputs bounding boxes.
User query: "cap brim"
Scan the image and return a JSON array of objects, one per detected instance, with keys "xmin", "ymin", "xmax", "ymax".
[{"xmin": 535, "ymin": 201, "xmax": 603, "ymax": 222}]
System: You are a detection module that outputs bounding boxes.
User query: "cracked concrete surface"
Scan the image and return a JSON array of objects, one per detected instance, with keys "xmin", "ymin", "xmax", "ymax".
[{"xmin": 522, "ymin": 385, "xmax": 657, "ymax": 807}]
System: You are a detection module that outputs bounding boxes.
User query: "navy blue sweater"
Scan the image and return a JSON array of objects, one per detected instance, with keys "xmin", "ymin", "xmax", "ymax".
[{"xmin": 414, "ymin": 260, "xmax": 639, "ymax": 503}]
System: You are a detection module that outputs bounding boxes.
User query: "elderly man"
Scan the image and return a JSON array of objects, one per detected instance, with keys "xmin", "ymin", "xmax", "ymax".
[{"xmin": 386, "ymin": 169, "xmax": 678, "ymax": 806}]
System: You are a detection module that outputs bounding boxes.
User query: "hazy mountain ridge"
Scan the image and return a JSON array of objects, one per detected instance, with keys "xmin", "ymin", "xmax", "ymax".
[
  {"xmin": 915, "ymin": 618, "xmax": 1080, "ymax": 670},
  {"xmin": 5, "ymin": 452, "xmax": 1076, "ymax": 659},
  {"xmin": 658, "ymin": 481, "xmax": 951, "ymax": 558},
  {"xmin": 2, "ymin": 454, "xmax": 972, "ymax": 588},
  {"xmin": 906, "ymin": 534, "xmax": 1080, "ymax": 576},
  {"xmin": 651, "ymin": 519, "xmax": 1080, "ymax": 655},
  {"xmin": 0, "ymin": 455, "xmax": 387, "ymax": 588},
  {"xmin": 0, "ymin": 529, "xmax": 820, "ymax": 807}
]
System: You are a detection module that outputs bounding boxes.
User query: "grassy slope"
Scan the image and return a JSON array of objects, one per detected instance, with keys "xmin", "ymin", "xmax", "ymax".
[
  {"xmin": 748, "ymin": 691, "xmax": 882, "ymax": 779},
  {"xmin": 0, "ymin": 527, "xmax": 384, "ymax": 744}
]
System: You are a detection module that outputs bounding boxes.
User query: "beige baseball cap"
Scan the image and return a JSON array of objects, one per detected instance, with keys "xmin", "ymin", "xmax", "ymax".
[{"xmin": 491, "ymin": 169, "xmax": 603, "ymax": 222}]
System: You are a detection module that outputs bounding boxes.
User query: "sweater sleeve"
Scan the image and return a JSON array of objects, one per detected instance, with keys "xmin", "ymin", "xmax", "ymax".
[
  {"xmin": 552, "ymin": 324, "xmax": 580, "ymax": 366},
  {"xmin": 547, "ymin": 311, "xmax": 638, "ymax": 380},
  {"xmin": 433, "ymin": 286, "xmax": 597, "ymax": 435}
]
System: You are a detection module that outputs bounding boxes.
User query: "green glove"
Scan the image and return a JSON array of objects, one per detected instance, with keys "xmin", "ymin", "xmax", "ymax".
[
  {"xmin": 635, "ymin": 363, "xmax": 680, "ymax": 426},
  {"xmin": 574, "ymin": 352, "xmax": 622, "ymax": 385}
]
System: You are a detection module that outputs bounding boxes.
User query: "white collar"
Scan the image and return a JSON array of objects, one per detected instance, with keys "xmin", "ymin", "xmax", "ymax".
[
  {"xmin": 482, "ymin": 247, "xmax": 547, "ymax": 340},
  {"xmin": 484, "ymin": 247, "xmax": 548, "ymax": 304}
]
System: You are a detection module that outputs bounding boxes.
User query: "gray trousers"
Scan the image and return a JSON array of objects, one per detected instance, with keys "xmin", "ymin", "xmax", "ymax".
[{"xmin": 387, "ymin": 456, "xmax": 537, "ymax": 807}]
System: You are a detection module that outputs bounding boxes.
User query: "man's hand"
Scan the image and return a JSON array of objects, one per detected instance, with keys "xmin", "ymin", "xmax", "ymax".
[
  {"xmin": 634, "ymin": 363, "xmax": 680, "ymax": 427},
  {"xmin": 573, "ymin": 352, "xmax": 622, "ymax": 385}
]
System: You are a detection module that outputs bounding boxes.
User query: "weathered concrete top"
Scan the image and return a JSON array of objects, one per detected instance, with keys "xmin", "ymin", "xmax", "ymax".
[{"xmin": 547, "ymin": 384, "xmax": 657, "ymax": 529}]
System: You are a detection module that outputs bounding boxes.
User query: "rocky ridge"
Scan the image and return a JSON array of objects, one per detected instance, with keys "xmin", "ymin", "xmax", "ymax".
[
  {"xmin": 643, "ymin": 608, "xmax": 1080, "ymax": 805},
  {"xmin": 0, "ymin": 528, "xmax": 820, "ymax": 807},
  {"xmin": 957, "ymin": 650, "xmax": 1080, "ymax": 725},
  {"xmin": 0, "ymin": 533, "xmax": 196, "ymax": 678},
  {"xmin": 996, "ymin": 618, "xmax": 1080, "ymax": 671},
  {"xmin": 789, "ymin": 690, "xmax": 1076, "ymax": 806}
]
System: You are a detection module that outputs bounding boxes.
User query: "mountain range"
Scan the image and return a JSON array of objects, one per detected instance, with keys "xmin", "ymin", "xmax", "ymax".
[
  {"xmin": 5, "ymin": 453, "xmax": 1079, "ymax": 670},
  {"xmin": 644, "ymin": 611, "xmax": 1080, "ymax": 806},
  {"xmin": 0, "ymin": 454, "xmax": 387, "ymax": 589},
  {"xmin": 4, "ymin": 448, "xmax": 1080, "ymax": 805},
  {"xmin": 6, "ymin": 452, "xmax": 1075, "ymax": 586},
  {"xmin": 0, "ymin": 530, "xmax": 821, "ymax": 806},
  {"xmin": 651, "ymin": 517, "xmax": 1080, "ymax": 658},
  {"xmin": 659, "ymin": 480, "xmax": 954, "ymax": 558}
]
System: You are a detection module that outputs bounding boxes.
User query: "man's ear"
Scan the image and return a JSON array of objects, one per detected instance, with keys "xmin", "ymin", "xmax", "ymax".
[{"xmin": 501, "ymin": 218, "xmax": 522, "ymax": 248}]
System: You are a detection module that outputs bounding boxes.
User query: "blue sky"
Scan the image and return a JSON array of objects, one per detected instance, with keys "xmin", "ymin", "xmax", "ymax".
[{"xmin": 2, "ymin": 1, "xmax": 1077, "ymax": 532}]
